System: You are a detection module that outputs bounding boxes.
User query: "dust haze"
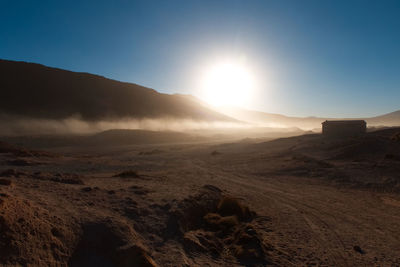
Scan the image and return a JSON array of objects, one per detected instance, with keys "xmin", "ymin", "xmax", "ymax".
[{"xmin": 0, "ymin": 115, "xmax": 251, "ymax": 136}]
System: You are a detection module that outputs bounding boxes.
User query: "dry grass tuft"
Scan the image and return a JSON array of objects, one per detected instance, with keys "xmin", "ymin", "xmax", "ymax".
[
  {"xmin": 0, "ymin": 169, "xmax": 26, "ymax": 178},
  {"xmin": 391, "ymin": 132, "xmax": 400, "ymax": 142},
  {"xmin": 203, "ymin": 213, "xmax": 221, "ymax": 226},
  {"xmin": 203, "ymin": 213, "xmax": 239, "ymax": 230},
  {"xmin": 211, "ymin": 150, "xmax": 221, "ymax": 156},
  {"xmin": 0, "ymin": 179, "xmax": 12, "ymax": 186},
  {"xmin": 232, "ymin": 226, "xmax": 269, "ymax": 264},
  {"xmin": 218, "ymin": 215, "xmax": 239, "ymax": 229},
  {"xmin": 217, "ymin": 196, "xmax": 252, "ymax": 221},
  {"xmin": 113, "ymin": 170, "xmax": 140, "ymax": 178}
]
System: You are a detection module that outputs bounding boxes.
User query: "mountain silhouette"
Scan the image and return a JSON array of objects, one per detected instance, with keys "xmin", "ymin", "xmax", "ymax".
[
  {"xmin": 0, "ymin": 59, "xmax": 234, "ymax": 122},
  {"xmin": 217, "ymin": 106, "xmax": 400, "ymax": 129}
]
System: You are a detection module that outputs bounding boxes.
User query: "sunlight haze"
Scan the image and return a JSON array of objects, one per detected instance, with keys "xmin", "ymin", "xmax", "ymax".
[{"xmin": 200, "ymin": 61, "xmax": 256, "ymax": 107}]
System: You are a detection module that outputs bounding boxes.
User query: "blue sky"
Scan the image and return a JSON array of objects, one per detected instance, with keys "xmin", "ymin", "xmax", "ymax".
[{"xmin": 1, "ymin": 0, "xmax": 399, "ymax": 117}]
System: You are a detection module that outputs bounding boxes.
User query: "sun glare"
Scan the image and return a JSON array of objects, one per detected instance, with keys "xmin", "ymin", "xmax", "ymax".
[{"xmin": 201, "ymin": 62, "xmax": 255, "ymax": 107}]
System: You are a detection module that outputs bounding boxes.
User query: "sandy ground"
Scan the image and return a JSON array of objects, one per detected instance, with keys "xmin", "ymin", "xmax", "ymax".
[{"xmin": 1, "ymin": 128, "xmax": 400, "ymax": 266}]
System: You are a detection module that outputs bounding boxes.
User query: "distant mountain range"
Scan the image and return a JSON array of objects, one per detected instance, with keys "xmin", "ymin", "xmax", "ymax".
[
  {"xmin": 367, "ymin": 110, "xmax": 400, "ymax": 126},
  {"xmin": 0, "ymin": 59, "xmax": 398, "ymax": 132},
  {"xmin": 217, "ymin": 107, "xmax": 400, "ymax": 130}
]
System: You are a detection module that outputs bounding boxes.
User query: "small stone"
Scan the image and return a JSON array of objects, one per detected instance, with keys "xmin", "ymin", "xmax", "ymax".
[
  {"xmin": 0, "ymin": 179, "xmax": 12, "ymax": 186},
  {"xmin": 353, "ymin": 245, "xmax": 366, "ymax": 254},
  {"xmin": 81, "ymin": 187, "xmax": 92, "ymax": 192}
]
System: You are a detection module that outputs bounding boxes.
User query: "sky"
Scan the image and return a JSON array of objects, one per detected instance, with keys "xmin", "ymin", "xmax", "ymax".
[{"xmin": 1, "ymin": 0, "xmax": 399, "ymax": 118}]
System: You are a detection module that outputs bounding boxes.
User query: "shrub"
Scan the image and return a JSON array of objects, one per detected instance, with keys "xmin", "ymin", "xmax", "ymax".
[
  {"xmin": 113, "ymin": 170, "xmax": 140, "ymax": 178},
  {"xmin": 203, "ymin": 213, "xmax": 221, "ymax": 226},
  {"xmin": 211, "ymin": 150, "xmax": 221, "ymax": 156},
  {"xmin": 217, "ymin": 196, "xmax": 252, "ymax": 221},
  {"xmin": 203, "ymin": 213, "xmax": 239, "ymax": 230},
  {"xmin": 391, "ymin": 132, "xmax": 400, "ymax": 142},
  {"xmin": 0, "ymin": 179, "xmax": 12, "ymax": 186},
  {"xmin": 218, "ymin": 215, "xmax": 239, "ymax": 229}
]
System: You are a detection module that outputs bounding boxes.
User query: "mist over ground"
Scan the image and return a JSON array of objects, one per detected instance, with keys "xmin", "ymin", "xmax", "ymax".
[{"xmin": 0, "ymin": 114, "xmax": 253, "ymax": 136}]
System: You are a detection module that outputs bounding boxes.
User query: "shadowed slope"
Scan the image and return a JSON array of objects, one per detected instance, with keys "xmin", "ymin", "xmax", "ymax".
[{"xmin": 0, "ymin": 59, "xmax": 234, "ymax": 122}]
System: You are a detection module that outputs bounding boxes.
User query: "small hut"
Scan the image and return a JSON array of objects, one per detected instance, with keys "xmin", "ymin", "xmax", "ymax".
[{"xmin": 322, "ymin": 120, "xmax": 366, "ymax": 136}]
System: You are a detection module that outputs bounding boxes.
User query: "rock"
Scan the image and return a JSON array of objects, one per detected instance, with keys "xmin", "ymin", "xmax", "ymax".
[
  {"xmin": 113, "ymin": 170, "xmax": 140, "ymax": 178},
  {"xmin": 0, "ymin": 169, "xmax": 25, "ymax": 178},
  {"xmin": 353, "ymin": 245, "xmax": 366, "ymax": 254},
  {"xmin": 81, "ymin": 187, "xmax": 92, "ymax": 192},
  {"xmin": 0, "ymin": 179, "xmax": 12, "ymax": 186},
  {"xmin": 6, "ymin": 159, "xmax": 37, "ymax": 166}
]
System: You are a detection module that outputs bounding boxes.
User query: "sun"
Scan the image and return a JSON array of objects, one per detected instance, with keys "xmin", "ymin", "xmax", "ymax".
[{"xmin": 201, "ymin": 62, "xmax": 255, "ymax": 107}]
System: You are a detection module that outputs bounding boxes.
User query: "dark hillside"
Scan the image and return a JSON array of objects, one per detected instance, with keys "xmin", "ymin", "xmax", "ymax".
[{"xmin": 0, "ymin": 59, "xmax": 234, "ymax": 122}]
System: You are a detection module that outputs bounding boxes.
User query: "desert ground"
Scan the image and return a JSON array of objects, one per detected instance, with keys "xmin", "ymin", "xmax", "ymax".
[{"xmin": 1, "ymin": 128, "xmax": 400, "ymax": 266}]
